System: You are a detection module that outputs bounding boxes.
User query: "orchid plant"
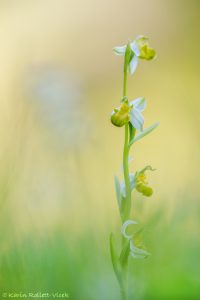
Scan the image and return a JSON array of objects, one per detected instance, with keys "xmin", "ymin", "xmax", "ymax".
[{"xmin": 109, "ymin": 36, "xmax": 159, "ymax": 300}]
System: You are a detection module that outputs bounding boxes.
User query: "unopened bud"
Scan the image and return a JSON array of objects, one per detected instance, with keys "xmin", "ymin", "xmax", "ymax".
[{"xmin": 111, "ymin": 101, "xmax": 131, "ymax": 127}]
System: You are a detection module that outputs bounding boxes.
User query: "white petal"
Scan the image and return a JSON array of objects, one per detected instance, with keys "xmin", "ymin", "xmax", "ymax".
[
  {"xmin": 113, "ymin": 45, "xmax": 126, "ymax": 56},
  {"xmin": 130, "ymin": 41, "xmax": 140, "ymax": 56},
  {"xmin": 129, "ymin": 55, "xmax": 139, "ymax": 74},
  {"xmin": 130, "ymin": 251, "xmax": 150, "ymax": 259},
  {"xmin": 130, "ymin": 97, "xmax": 146, "ymax": 111},
  {"xmin": 130, "ymin": 108, "xmax": 144, "ymax": 131},
  {"xmin": 121, "ymin": 220, "xmax": 138, "ymax": 240},
  {"xmin": 120, "ymin": 181, "xmax": 126, "ymax": 198},
  {"xmin": 130, "ymin": 253, "xmax": 147, "ymax": 259},
  {"xmin": 130, "ymin": 240, "xmax": 151, "ymax": 258},
  {"xmin": 120, "ymin": 173, "xmax": 135, "ymax": 198}
]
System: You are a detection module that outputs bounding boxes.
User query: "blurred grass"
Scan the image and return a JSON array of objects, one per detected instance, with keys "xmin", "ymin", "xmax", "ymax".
[{"xmin": 0, "ymin": 201, "xmax": 200, "ymax": 299}]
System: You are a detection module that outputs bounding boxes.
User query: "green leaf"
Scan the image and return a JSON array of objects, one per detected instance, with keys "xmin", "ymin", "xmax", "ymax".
[
  {"xmin": 129, "ymin": 122, "xmax": 159, "ymax": 146},
  {"xmin": 114, "ymin": 176, "xmax": 122, "ymax": 210},
  {"xmin": 109, "ymin": 233, "xmax": 120, "ymax": 281},
  {"xmin": 129, "ymin": 122, "xmax": 136, "ymax": 143},
  {"xmin": 119, "ymin": 239, "xmax": 130, "ymax": 268}
]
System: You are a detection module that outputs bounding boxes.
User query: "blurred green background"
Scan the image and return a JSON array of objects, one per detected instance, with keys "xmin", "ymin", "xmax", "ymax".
[{"xmin": 0, "ymin": 0, "xmax": 199, "ymax": 299}]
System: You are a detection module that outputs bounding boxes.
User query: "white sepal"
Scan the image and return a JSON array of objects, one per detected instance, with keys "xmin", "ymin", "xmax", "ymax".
[
  {"xmin": 130, "ymin": 108, "xmax": 144, "ymax": 131},
  {"xmin": 113, "ymin": 45, "xmax": 126, "ymax": 55},
  {"xmin": 130, "ymin": 41, "xmax": 140, "ymax": 56},
  {"xmin": 120, "ymin": 173, "xmax": 135, "ymax": 198},
  {"xmin": 129, "ymin": 55, "xmax": 139, "ymax": 74},
  {"xmin": 130, "ymin": 97, "xmax": 146, "ymax": 111},
  {"xmin": 130, "ymin": 240, "xmax": 151, "ymax": 259},
  {"xmin": 121, "ymin": 220, "xmax": 138, "ymax": 240}
]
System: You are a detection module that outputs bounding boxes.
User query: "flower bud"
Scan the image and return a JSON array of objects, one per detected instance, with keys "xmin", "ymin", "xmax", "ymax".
[
  {"xmin": 135, "ymin": 183, "xmax": 144, "ymax": 193},
  {"xmin": 142, "ymin": 186, "xmax": 153, "ymax": 197},
  {"xmin": 111, "ymin": 101, "xmax": 131, "ymax": 127},
  {"xmin": 136, "ymin": 183, "xmax": 153, "ymax": 197},
  {"xmin": 135, "ymin": 166, "xmax": 154, "ymax": 197},
  {"xmin": 136, "ymin": 36, "xmax": 156, "ymax": 60}
]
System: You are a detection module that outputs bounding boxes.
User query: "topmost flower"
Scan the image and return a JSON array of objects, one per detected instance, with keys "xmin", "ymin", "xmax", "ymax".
[{"xmin": 113, "ymin": 35, "xmax": 156, "ymax": 74}]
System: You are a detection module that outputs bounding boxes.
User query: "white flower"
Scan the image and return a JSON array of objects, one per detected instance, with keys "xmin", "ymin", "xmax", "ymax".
[
  {"xmin": 111, "ymin": 97, "xmax": 146, "ymax": 131},
  {"xmin": 121, "ymin": 220, "xmax": 151, "ymax": 260},
  {"xmin": 129, "ymin": 97, "xmax": 146, "ymax": 131},
  {"xmin": 113, "ymin": 36, "xmax": 156, "ymax": 74},
  {"xmin": 113, "ymin": 42, "xmax": 140, "ymax": 74},
  {"xmin": 130, "ymin": 240, "xmax": 151, "ymax": 259}
]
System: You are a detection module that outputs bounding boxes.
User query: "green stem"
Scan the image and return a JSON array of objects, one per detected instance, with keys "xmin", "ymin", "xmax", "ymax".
[
  {"xmin": 120, "ymin": 54, "xmax": 131, "ymax": 300},
  {"xmin": 120, "ymin": 286, "xmax": 128, "ymax": 300},
  {"xmin": 123, "ymin": 65, "xmax": 127, "ymax": 97},
  {"xmin": 123, "ymin": 123, "xmax": 131, "ymax": 220},
  {"xmin": 111, "ymin": 43, "xmax": 134, "ymax": 300},
  {"xmin": 122, "ymin": 62, "xmax": 131, "ymax": 221}
]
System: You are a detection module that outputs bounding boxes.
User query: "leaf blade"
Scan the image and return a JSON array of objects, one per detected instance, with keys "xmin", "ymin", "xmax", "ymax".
[
  {"xmin": 119, "ymin": 239, "xmax": 130, "ymax": 268},
  {"xmin": 114, "ymin": 176, "xmax": 122, "ymax": 210},
  {"xmin": 129, "ymin": 122, "xmax": 159, "ymax": 146},
  {"xmin": 109, "ymin": 233, "xmax": 121, "ymax": 281}
]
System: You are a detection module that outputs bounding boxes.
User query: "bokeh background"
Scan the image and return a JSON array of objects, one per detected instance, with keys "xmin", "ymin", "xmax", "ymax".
[{"xmin": 0, "ymin": 0, "xmax": 199, "ymax": 299}]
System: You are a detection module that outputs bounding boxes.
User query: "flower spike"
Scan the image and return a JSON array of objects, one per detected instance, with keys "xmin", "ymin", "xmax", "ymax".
[{"xmin": 110, "ymin": 35, "xmax": 158, "ymax": 298}]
